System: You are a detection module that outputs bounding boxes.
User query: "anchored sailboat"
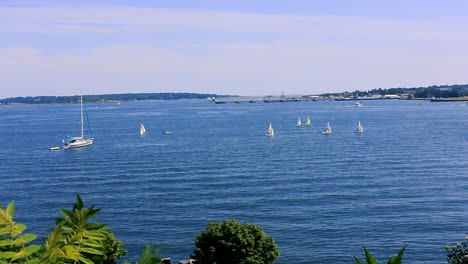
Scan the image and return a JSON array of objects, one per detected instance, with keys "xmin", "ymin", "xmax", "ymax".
[
  {"xmin": 266, "ymin": 123, "xmax": 275, "ymax": 137},
  {"xmin": 356, "ymin": 121, "xmax": 364, "ymax": 133},
  {"xmin": 322, "ymin": 122, "xmax": 332, "ymax": 134},
  {"xmin": 140, "ymin": 124, "xmax": 146, "ymax": 135},
  {"xmin": 297, "ymin": 117, "xmax": 303, "ymax": 128},
  {"xmin": 305, "ymin": 116, "xmax": 311, "ymax": 126},
  {"xmin": 63, "ymin": 93, "xmax": 94, "ymax": 149}
]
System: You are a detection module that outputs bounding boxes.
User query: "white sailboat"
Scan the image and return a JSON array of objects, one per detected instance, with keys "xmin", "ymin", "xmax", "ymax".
[
  {"xmin": 322, "ymin": 122, "xmax": 332, "ymax": 134},
  {"xmin": 356, "ymin": 121, "xmax": 364, "ymax": 133},
  {"xmin": 63, "ymin": 93, "xmax": 94, "ymax": 149},
  {"xmin": 297, "ymin": 117, "xmax": 303, "ymax": 127},
  {"xmin": 353, "ymin": 102, "xmax": 363, "ymax": 107},
  {"xmin": 140, "ymin": 124, "xmax": 146, "ymax": 135},
  {"xmin": 266, "ymin": 123, "xmax": 275, "ymax": 137},
  {"xmin": 305, "ymin": 116, "xmax": 311, "ymax": 126}
]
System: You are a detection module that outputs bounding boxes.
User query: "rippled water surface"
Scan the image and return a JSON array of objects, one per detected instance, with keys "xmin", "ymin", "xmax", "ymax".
[{"xmin": 0, "ymin": 100, "xmax": 467, "ymax": 263}]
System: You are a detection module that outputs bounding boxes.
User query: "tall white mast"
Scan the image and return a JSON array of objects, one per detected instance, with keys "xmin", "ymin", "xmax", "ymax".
[{"xmin": 80, "ymin": 92, "xmax": 84, "ymax": 138}]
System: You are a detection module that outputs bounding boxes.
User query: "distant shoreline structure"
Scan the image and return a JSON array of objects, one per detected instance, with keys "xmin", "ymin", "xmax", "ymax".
[{"xmin": 209, "ymin": 84, "xmax": 468, "ymax": 103}]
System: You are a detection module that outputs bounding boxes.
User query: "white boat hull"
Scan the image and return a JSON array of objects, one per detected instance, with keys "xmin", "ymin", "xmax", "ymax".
[{"xmin": 64, "ymin": 138, "xmax": 94, "ymax": 149}]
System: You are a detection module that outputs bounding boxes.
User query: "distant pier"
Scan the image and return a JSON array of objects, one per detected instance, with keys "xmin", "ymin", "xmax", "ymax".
[{"xmin": 209, "ymin": 96, "xmax": 308, "ymax": 104}]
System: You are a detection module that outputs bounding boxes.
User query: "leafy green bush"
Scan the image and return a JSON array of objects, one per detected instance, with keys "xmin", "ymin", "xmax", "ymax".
[
  {"xmin": 354, "ymin": 246, "xmax": 405, "ymax": 264},
  {"xmin": 192, "ymin": 219, "xmax": 279, "ymax": 264},
  {"xmin": 40, "ymin": 195, "xmax": 127, "ymax": 263},
  {"xmin": 0, "ymin": 201, "xmax": 41, "ymax": 264},
  {"xmin": 446, "ymin": 238, "xmax": 468, "ymax": 264}
]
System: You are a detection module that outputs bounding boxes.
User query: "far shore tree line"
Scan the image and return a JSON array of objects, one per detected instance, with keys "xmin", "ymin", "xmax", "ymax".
[
  {"xmin": 0, "ymin": 93, "xmax": 222, "ymax": 105},
  {"xmin": 321, "ymin": 84, "xmax": 467, "ymax": 99},
  {"xmin": 1, "ymin": 84, "xmax": 467, "ymax": 105},
  {"xmin": 1, "ymin": 195, "xmax": 467, "ymax": 263}
]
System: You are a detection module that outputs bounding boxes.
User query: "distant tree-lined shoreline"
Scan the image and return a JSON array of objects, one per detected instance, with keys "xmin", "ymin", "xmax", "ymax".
[
  {"xmin": 1, "ymin": 83, "xmax": 467, "ymax": 104},
  {"xmin": 0, "ymin": 92, "xmax": 228, "ymax": 104},
  {"xmin": 320, "ymin": 84, "xmax": 467, "ymax": 99}
]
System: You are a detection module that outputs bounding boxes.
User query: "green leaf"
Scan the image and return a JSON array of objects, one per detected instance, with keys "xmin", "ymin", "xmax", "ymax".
[
  {"xmin": 386, "ymin": 246, "xmax": 406, "ymax": 264},
  {"xmin": 63, "ymin": 245, "xmax": 80, "ymax": 260},
  {"xmin": 0, "ymin": 238, "xmax": 13, "ymax": 247},
  {"xmin": 74, "ymin": 194, "xmax": 84, "ymax": 211},
  {"xmin": 11, "ymin": 223, "xmax": 27, "ymax": 236},
  {"xmin": 0, "ymin": 228, "xmax": 11, "ymax": 236},
  {"xmin": 0, "ymin": 251, "xmax": 16, "ymax": 259},
  {"xmin": 363, "ymin": 247, "xmax": 378, "ymax": 264},
  {"xmin": 21, "ymin": 233, "xmax": 38, "ymax": 243},
  {"xmin": 80, "ymin": 240, "xmax": 105, "ymax": 248},
  {"xmin": 78, "ymin": 256, "xmax": 97, "ymax": 264},
  {"xmin": 5, "ymin": 202, "xmax": 15, "ymax": 218},
  {"xmin": 79, "ymin": 247, "xmax": 105, "ymax": 255},
  {"xmin": 10, "ymin": 250, "xmax": 27, "ymax": 261},
  {"xmin": 59, "ymin": 209, "xmax": 74, "ymax": 222},
  {"xmin": 25, "ymin": 244, "xmax": 42, "ymax": 255},
  {"xmin": 354, "ymin": 256, "xmax": 364, "ymax": 264},
  {"xmin": 82, "ymin": 232, "xmax": 107, "ymax": 241},
  {"xmin": 28, "ymin": 259, "xmax": 41, "ymax": 264}
]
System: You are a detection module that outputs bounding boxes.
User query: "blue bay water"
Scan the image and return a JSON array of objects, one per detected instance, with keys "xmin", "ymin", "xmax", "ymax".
[{"xmin": 0, "ymin": 100, "xmax": 467, "ymax": 263}]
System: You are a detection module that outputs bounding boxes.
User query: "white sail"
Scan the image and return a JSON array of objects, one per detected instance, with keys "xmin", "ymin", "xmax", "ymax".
[
  {"xmin": 140, "ymin": 124, "xmax": 146, "ymax": 135},
  {"xmin": 305, "ymin": 116, "xmax": 311, "ymax": 126},
  {"xmin": 323, "ymin": 122, "xmax": 332, "ymax": 134},
  {"xmin": 356, "ymin": 121, "xmax": 364, "ymax": 133},
  {"xmin": 266, "ymin": 123, "xmax": 274, "ymax": 137},
  {"xmin": 297, "ymin": 117, "xmax": 303, "ymax": 127}
]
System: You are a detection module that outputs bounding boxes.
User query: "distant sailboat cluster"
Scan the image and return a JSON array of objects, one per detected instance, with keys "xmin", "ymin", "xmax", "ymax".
[
  {"xmin": 50, "ymin": 95, "xmax": 365, "ymax": 151},
  {"xmin": 296, "ymin": 116, "xmax": 312, "ymax": 128},
  {"xmin": 267, "ymin": 120, "xmax": 364, "ymax": 136}
]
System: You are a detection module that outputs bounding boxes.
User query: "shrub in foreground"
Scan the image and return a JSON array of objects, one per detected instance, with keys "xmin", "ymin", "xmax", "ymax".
[
  {"xmin": 446, "ymin": 238, "xmax": 468, "ymax": 264},
  {"xmin": 192, "ymin": 219, "xmax": 279, "ymax": 264},
  {"xmin": 0, "ymin": 195, "xmax": 160, "ymax": 264}
]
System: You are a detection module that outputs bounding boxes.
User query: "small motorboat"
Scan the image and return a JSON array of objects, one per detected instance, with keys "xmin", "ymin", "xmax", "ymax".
[
  {"xmin": 163, "ymin": 130, "xmax": 172, "ymax": 134},
  {"xmin": 49, "ymin": 146, "xmax": 60, "ymax": 151}
]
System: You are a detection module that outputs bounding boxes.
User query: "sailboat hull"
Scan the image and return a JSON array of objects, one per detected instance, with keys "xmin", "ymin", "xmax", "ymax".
[{"xmin": 64, "ymin": 138, "xmax": 94, "ymax": 149}]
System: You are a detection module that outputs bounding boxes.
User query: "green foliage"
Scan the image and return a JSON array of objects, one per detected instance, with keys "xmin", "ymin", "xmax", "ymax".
[
  {"xmin": 192, "ymin": 219, "xmax": 279, "ymax": 264},
  {"xmin": 0, "ymin": 196, "xmax": 166, "ymax": 264},
  {"xmin": 446, "ymin": 238, "xmax": 468, "ymax": 264},
  {"xmin": 40, "ymin": 194, "xmax": 127, "ymax": 264},
  {"xmin": 354, "ymin": 246, "xmax": 405, "ymax": 264},
  {"xmin": 123, "ymin": 244, "xmax": 161, "ymax": 264},
  {"xmin": 0, "ymin": 201, "xmax": 41, "ymax": 264}
]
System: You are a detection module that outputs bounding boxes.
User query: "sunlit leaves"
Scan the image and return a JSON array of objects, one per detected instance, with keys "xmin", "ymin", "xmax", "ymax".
[{"xmin": 0, "ymin": 201, "xmax": 39, "ymax": 263}]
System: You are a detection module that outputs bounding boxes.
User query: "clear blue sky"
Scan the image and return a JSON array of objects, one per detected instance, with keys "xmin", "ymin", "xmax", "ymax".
[{"xmin": 1, "ymin": 0, "xmax": 468, "ymax": 98}]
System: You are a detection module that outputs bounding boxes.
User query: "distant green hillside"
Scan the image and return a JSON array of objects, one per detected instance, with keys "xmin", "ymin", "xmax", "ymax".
[
  {"xmin": 0, "ymin": 92, "xmax": 227, "ymax": 104},
  {"xmin": 322, "ymin": 84, "xmax": 467, "ymax": 98}
]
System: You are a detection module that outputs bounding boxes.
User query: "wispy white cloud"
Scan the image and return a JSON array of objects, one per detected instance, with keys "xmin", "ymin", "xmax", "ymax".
[
  {"xmin": 1, "ymin": 5, "xmax": 468, "ymax": 97},
  {"xmin": 1, "ymin": 5, "xmax": 466, "ymax": 41}
]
